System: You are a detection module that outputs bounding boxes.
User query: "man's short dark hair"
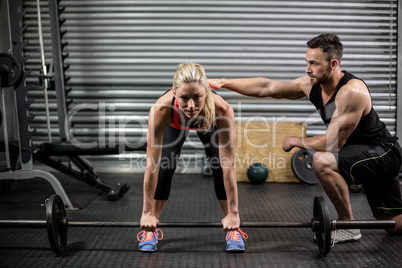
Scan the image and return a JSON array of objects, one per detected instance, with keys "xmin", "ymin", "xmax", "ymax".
[{"xmin": 307, "ymin": 33, "xmax": 343, "ymax": 63}]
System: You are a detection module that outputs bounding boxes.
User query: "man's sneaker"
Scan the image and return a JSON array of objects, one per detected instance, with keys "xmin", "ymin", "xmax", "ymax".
[
  {"xmin": 226, "ymin": 229, "xmax": 248, "ymax": 252},
  {"xmin": 334, "ymin": 229, "xmax": 361, "ymax": 243},
  {"xmin": 137, "ymin": 229, "xmax": 163, "ymax": 252},
  {"xmin": 313, "ymin": 229, "xmax": 361, "ymax": 244}
]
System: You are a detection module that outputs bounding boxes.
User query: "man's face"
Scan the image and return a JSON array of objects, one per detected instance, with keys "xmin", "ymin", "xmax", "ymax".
[{"xmin": 305, "ymin": 48, "xmax": 332, "ymax": 85}]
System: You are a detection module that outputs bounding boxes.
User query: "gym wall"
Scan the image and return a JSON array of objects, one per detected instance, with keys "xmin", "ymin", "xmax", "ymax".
[{"xmin": 21, "ymin": 0, "xmax": 398, "ymax": 173}]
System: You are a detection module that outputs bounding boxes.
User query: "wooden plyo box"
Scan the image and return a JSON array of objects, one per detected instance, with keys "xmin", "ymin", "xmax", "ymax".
[{"xmin": 235, "ymin": 121, "xmax": 305, "ymax": 183}]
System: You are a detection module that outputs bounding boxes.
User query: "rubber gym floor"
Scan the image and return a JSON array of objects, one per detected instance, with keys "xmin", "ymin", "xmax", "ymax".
[{"xmin": 0, "ymin": 172, "xmax": 401, "ymax": 268}]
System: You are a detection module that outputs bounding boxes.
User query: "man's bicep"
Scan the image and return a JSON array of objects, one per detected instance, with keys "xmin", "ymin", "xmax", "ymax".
[
  {"xmin": 327, "ymin": 107, "xmax": 361, "ymax": 150},
  {"xmin": 272, "ymin": 76, "xmax": 310, "ymax": 99}
]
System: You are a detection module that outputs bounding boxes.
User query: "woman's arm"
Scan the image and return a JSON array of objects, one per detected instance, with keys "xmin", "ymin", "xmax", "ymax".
[
  {"xmin": 214, "ymin": 94, "xmax": 240, "ymax": 230},
  {"xmin": 140, "ymin": 98, "xmax": 171, "ymax": 231}
]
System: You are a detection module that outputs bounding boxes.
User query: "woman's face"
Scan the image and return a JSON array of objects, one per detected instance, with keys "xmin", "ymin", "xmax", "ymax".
[{"xmin": 174, "ymin": 82, "xmax": 207, "ymax": 119}]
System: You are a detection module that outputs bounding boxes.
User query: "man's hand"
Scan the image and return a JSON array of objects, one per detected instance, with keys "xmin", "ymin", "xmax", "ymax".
[
  {"xmin": 282, "ymin": 136, "xmax": 300, "ymax": 152},
  {"xmin": 208, "ymin": 79, "xmax": 224, "ymax": 90}
]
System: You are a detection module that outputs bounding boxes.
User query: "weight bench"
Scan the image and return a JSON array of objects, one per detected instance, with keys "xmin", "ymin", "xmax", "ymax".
[{"xmin": 34, "ymin": 142, "xmax": 147, "ymax": 200}]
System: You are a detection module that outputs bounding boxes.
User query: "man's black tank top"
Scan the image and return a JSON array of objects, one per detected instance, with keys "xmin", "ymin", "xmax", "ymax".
[{"xmin": 309, "ymin": 71, "xmax": 396, "ymax": 145}]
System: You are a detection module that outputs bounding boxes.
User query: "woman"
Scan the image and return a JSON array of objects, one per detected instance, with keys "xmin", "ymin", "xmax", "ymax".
[{"xmin": 137, "ymin": 62, "xmax": 247, "ymax": 252}]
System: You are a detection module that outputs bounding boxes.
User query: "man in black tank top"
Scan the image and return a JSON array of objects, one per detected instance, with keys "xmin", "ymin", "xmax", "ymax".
[{"xmin": 209, "ymin": 33, "xmax": 402, "ymax": 238}]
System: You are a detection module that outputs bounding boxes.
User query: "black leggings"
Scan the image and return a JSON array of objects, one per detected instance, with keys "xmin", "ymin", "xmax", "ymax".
[{"xmin": 154, "ymin": 125, "xmax": 227, "ymax": 201}]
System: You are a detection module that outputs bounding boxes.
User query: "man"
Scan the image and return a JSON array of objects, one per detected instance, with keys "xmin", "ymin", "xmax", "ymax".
[{"xmin": 209, "ymin": 33, "xmax": 402, "ymax": 242}]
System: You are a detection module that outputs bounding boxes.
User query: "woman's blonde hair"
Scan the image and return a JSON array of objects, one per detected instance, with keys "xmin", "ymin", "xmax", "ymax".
[{"xmin": 173, "ymin": 62, "xmax": 216, "ymax": 130}]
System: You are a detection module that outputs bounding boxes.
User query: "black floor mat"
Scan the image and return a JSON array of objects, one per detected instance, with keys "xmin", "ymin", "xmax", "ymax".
[
  {"xmin": 0, "ymin": 173, "xmax": 401, "ymax": 267},
  {"xmin": 0, "ymin": 172, "xmax": 102, "ymax": 210}
]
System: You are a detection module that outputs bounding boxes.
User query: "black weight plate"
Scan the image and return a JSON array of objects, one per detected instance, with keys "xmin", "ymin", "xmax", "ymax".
[
  {"xmin": 291, "ymin": 149, "xmax": 319, "ymax": 185},
  {"xmin": 0, "ymin": 53, "xmax": 22, "ymax": 87},
  {"xmin": 46, "ymin": 194, "xmax": 68, "ymax": 254},
  {"xmin": 313, "ymin": 196, "xmax": 331, "ymax": 256}
]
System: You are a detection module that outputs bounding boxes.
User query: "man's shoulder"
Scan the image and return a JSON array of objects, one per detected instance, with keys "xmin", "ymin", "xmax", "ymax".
[
  {"xmin": 293, "ymin": 76, "xmax": 312, "ymax": 97},
  {"xmin": 337, "ymin": 78, "xmax": 371, "ymax": 107},
  {"xmin": 342, "ymin": 71, "xmax": 365, "ymax": 84},
  {"xmin": 342, "ymin": 78, "xmax": 368, "ymax": 92}
]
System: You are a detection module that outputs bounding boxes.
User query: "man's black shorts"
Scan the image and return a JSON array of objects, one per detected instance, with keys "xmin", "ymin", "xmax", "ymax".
[{"xmin": 334, "ymin": 142, "xmax": 402, "ymax": 218}]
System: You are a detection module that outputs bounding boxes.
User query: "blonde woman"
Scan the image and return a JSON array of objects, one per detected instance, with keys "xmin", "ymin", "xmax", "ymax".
[{"xmin": 137, "ymin": 62, "xmax": 247, "ymax": 252}]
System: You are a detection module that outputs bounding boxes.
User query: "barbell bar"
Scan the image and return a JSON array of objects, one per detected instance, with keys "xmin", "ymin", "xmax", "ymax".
[
  {"xmin": 0, "ymin": 220, "xmax": 314, "ymax": 228},
  {"xmin": 0, "ymin": 219, "xmax": 392, "ymax": 229},
  {"xmin": 0, "ymin": 194, "xmax": 395, "ymax": 256}
]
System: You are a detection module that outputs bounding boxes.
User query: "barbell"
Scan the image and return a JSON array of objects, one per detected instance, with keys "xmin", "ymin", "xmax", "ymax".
[{"xmin": 0, "ymin": 194, "xmax": 395, "ymax": 256}]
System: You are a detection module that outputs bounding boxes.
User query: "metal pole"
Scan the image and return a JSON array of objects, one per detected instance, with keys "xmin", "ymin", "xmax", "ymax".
[
  {"xmin": 0, "ymin": 219, "xmax": 395, "ymax": 230},
  {"xmin": 1, "ymin": 88, "xmax": 11, "ymax": 169},
  {"xmin": 0, "ymin": 220, "xmax": 312, "ymax": 229},
  {"xmin": 396, "ymin": 0, "xmax": 402, "ymax": 141},
  {"xmin": 0, "ymin": 220, "xmax": 47, "ymax": 228},
  {"xmin": 332, "ymin": 220, "xmax": 395, "ymax": 230},
  {"xmin": 36, "ymin": 0, "xmax": 52, "ymax": 143},
  {"xmin": 48, "ymin": 0, "xmax": 68, "ymax": 141},
  {"xmin": 67, "ymin": 221, "xmax": 313, "ymax": 228}
]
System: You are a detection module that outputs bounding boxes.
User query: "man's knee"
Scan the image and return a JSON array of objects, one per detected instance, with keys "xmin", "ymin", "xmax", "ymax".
[{"xmin": 312, "ymin": 151, "xmax": 338, "ymax": 177}]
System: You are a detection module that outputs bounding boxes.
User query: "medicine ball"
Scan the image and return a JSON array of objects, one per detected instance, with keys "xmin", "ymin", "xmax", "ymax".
[{"xmin": 247, "ymin": 163, "xmax": 269, "ymax": 184}]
